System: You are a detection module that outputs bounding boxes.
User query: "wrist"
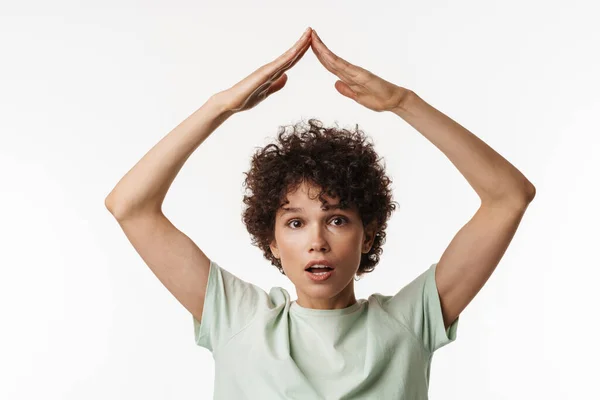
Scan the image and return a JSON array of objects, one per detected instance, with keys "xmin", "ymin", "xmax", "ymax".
[
  {"xmin": 207, "ymin": 92, "xmax": 237, "ymax": 118},
  {"xmin": 390, "ymin": 88, "xmax": 416, "ymax": 115}
]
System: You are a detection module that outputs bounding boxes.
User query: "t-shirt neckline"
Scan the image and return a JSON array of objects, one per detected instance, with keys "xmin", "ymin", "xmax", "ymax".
[{"xmin": 290, "ymin": 298, "xmax": 365, "ymax": 316}]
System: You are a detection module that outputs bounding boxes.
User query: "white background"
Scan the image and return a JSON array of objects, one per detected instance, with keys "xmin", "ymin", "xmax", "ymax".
[{"xmin": 2, "ymin": 0, "xmax": 599, "ymax": 398}]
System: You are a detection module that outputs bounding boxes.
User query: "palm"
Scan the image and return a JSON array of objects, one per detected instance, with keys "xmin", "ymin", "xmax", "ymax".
[
  {"xmin": 220, "ymin": 28, "xmax": 408, "ymax": 114},
  {"xmin": 219, "ymin": 28, "xmax": 312, "ymax": 113},
  {"xmin": 233, "ymin": 72, "xmax": 289, "ymax": 112}
]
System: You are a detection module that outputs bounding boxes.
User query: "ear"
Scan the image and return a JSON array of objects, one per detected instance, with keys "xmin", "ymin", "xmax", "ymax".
[
  {"xmin": 270, "ymin": 239, "xmax": 279, "ymax": 259},
  {"xmin": 362, "ymin": 220, "xmax": 378, "ymax": 253}
]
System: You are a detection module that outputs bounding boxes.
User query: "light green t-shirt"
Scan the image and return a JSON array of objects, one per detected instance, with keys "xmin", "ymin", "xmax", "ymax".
[{"xmin": 193, "ymin": 259, "xmax": 459, "ymax": 399}]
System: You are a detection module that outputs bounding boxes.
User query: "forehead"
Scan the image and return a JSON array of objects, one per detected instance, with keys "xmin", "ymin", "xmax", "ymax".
[{"xmin": 277, "ymin": 181, "xmax": 356, "ymax": 216}]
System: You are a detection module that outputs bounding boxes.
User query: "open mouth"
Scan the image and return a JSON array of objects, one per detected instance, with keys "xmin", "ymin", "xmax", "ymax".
[
  {"xmin": 305, "ymin": 266, "xmax": 334, "ymax": 273},
  {"xmin": 305, "ymin": 267, "xmax": 334, "ymax": 281}
]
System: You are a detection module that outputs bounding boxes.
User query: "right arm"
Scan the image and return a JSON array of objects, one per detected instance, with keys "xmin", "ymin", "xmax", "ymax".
[
  {"xmin": 105, "ymin": 97, "xmax": 232, "ymax": 322},
  {"xmin": 104, "ymin": 27, "xmax": 313, "ymax": 324}
]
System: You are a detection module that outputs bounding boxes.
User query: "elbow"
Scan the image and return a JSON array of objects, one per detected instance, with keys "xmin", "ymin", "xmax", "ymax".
[
  {"xmin": 104, "ymin": 196, "xmax": 162, "ymax": 220},
  {"xmin": 481, "ymin": 181, "xmax": 536, "ymax": 210},
  {"xmin": 105, "ymin": 195, "xmax": 122, "ymax": 218},
  {"xmin": 521, "ymin": 180, "xmax": 536, "ymax": 203},
  {"xmin": 104, "ymin": 194, "xmax": 131, "ymax": 220}
]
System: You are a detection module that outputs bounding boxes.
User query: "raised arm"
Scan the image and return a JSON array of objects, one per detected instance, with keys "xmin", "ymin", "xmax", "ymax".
[
  {"xmin": 309, "ymin": 29, "xmax": 536, "ymax": 329},
  {"xmin": 105, "ymin": 27, "xmax": 313, "ymax": 323},
  {"xmin": 105, "ymin": 97, "xmax": 231, "ymax": 323}
]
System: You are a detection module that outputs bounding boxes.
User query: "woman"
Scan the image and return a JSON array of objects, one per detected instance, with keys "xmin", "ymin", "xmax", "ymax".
[{"xmin": 105, "ymin": 27, "xmax": 535, "ymax": 399}]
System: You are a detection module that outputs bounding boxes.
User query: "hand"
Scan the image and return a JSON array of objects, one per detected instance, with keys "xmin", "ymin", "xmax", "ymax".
[
  {"xmin": 214, "ymin": 28, "xmax": 313, "ymax": 113},
  {"xmin": 310, "ymin": 30, "xmax": 412, "ymax": 113}
]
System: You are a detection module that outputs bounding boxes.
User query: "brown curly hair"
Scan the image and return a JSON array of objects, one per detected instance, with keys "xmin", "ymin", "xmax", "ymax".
[{"xmin": 241, "ymin": 118, "xmax": 399, "ymax": 279}]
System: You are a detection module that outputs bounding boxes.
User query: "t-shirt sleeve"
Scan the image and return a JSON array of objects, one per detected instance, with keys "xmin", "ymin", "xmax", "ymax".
[
  {"xmin": 378, "ymin": 262, "xmax": 459, "ymax": 353},
  {"xmin": 192, "ymin": 258, "xmax": 265, "ymax": 352}
]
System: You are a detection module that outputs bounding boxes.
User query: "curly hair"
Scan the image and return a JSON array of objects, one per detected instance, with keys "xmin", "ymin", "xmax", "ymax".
[{"xmin": 241, "ymin": 118, "xmax": 399, "ymax": 280}]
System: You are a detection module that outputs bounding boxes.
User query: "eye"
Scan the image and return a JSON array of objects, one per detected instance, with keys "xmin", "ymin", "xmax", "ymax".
[
  {"xmin": 286, "ymin": 216, "xmax": 348, "ymax": 229},
  {"xmin": 331, "ymin": 216, "xmax": 348, "ymax": 226}
]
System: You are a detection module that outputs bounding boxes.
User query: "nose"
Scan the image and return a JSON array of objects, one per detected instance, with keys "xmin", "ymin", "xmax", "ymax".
[{"xmin": 309, "ymin": 224, "xmax": 329, "ymax": 253}]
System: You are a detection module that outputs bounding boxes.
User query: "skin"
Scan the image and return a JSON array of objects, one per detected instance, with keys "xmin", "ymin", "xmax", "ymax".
[
  {"xmin": 269, "ymin": 180, "xmax": 378, "ymax": 310},
  {"xmin": 306, "ymin": 28, "xmax": 535, "ymax": 330},
  {"xmin": 226, "ymin": 27, "xmax": 535, "ymax": 324}
]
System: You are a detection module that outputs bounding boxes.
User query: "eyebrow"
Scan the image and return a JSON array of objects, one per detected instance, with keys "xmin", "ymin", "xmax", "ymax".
[{"xmin": 280, "ymin": 204, "xmax": 344, "ymax": 216}]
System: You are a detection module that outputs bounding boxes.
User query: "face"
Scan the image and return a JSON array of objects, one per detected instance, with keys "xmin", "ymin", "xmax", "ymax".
[{"xmin": 269, "ymin": 181, "xmax": 377, "ymax": 310}]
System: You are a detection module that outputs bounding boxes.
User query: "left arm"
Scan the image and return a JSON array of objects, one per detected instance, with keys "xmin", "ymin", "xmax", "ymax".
[
  {"xmin": 436, "ymin": 203, "xmax": 531, "ymax": 330},
  {"xmin": 393, "ymin": 91, "xmax": 536, "ymax": 330},
  {"xmin": 309, "ymin": 29, "xmax": 536, "ymax": 329},
  {"xmin": 392, "ymin": 91, "xmax": 536, "ymax": 206}
]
